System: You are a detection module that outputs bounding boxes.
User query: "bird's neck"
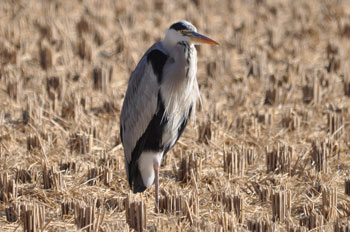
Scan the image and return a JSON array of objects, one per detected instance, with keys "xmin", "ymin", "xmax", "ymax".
[
  {"xmin": 162, "ymin": 29, "xmax": 179, "ymax": 53},
  {"xmin": 161, "ymin": 39, "xmax": 174, "ymax": 55}
]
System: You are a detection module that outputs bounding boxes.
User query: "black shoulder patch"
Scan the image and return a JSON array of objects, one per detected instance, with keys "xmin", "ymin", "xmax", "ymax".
[
  {"xmin": 147, "ymin": 50, "xmax": 168, "ymax": 83},
  {"xmin": 169, "ymin": 22, "xmax": 188, "ymax": 31}
]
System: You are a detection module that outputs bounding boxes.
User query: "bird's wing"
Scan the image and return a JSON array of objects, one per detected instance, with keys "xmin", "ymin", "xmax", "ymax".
[{"xmin": 120, "ymin": 42, "xmax": 168, "ymax": 175}]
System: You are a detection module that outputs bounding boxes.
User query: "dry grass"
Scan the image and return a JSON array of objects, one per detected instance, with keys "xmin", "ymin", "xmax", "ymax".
[{"xmin": 1, "ymin": 0, "xmax": 350, "ymax": 231}]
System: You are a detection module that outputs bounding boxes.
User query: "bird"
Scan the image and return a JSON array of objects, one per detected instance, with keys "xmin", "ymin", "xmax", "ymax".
[{"xmin": 120, "ymin": 20, "xmax": 218, "ymax": 210}]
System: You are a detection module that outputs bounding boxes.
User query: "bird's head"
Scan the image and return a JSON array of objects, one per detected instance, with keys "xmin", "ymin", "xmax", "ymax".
[{"xmin": 164, "ymin": 20, "xmax": 219, "ymax": 47}]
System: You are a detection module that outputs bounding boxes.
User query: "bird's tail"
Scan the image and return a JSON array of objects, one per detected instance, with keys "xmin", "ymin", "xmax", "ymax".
[
  {"xmin": 128, "ymin": 160, "xmax": 147, "ymax": 193},
  {"xmin": 133, "ymin": 167, "xmax": 147, "ymax": 193}
]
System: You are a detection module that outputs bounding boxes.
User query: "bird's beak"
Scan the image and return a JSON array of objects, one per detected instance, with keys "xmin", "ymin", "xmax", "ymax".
[{"xmin": 189, "ymin": 31, "xmax": 219, "ymax": 46}]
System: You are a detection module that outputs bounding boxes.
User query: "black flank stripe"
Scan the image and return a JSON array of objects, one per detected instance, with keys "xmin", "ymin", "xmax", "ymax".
[
  {"xmin": 147, "ymin": 50, "xmax": 168, "ymax": 83},
  {"xmin": 142, "ymin": 92, "xmax": 168, "ymax": 151},
  {"xmin": 128, "ymin": 92, "xmax": 168, "ymax": 193}
]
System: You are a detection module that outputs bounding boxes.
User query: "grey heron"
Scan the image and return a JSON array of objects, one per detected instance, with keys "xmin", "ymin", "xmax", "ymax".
[{"xmin": 120, "ymin": 20, "xmax": 218, "ymax": 210}]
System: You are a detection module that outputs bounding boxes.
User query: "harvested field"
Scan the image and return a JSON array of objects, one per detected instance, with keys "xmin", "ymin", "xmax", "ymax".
[{"xmin": 1, "ymin": 0, "xmax": 350, "ymax": 231}]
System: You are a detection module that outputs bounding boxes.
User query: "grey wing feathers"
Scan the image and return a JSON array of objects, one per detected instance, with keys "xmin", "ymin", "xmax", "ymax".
[{"xmin": 120, "ymin": 42, "xmax": 165, "ymax": 167}]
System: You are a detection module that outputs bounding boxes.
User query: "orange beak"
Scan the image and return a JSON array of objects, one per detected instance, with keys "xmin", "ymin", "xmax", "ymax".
[{"xmin": 189, "ymin": 31, "xmax": 219, "ymax": 46}]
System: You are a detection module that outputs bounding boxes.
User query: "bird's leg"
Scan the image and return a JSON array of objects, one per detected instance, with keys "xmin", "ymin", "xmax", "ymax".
[{"xmin": 153, "ymin": 160, "xmax": 159, "ymax": 213}]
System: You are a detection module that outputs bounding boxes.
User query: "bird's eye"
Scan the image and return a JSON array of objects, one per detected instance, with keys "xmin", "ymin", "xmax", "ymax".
[{"xmin": 180, "ymin": 30, "xmax": 189, "ymax": 35}]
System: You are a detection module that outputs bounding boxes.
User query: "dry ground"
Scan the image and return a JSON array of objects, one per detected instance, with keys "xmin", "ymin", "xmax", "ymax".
[{"xmin": 1, "ymin": 0, "xmax": 350, "ymax": 231}]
